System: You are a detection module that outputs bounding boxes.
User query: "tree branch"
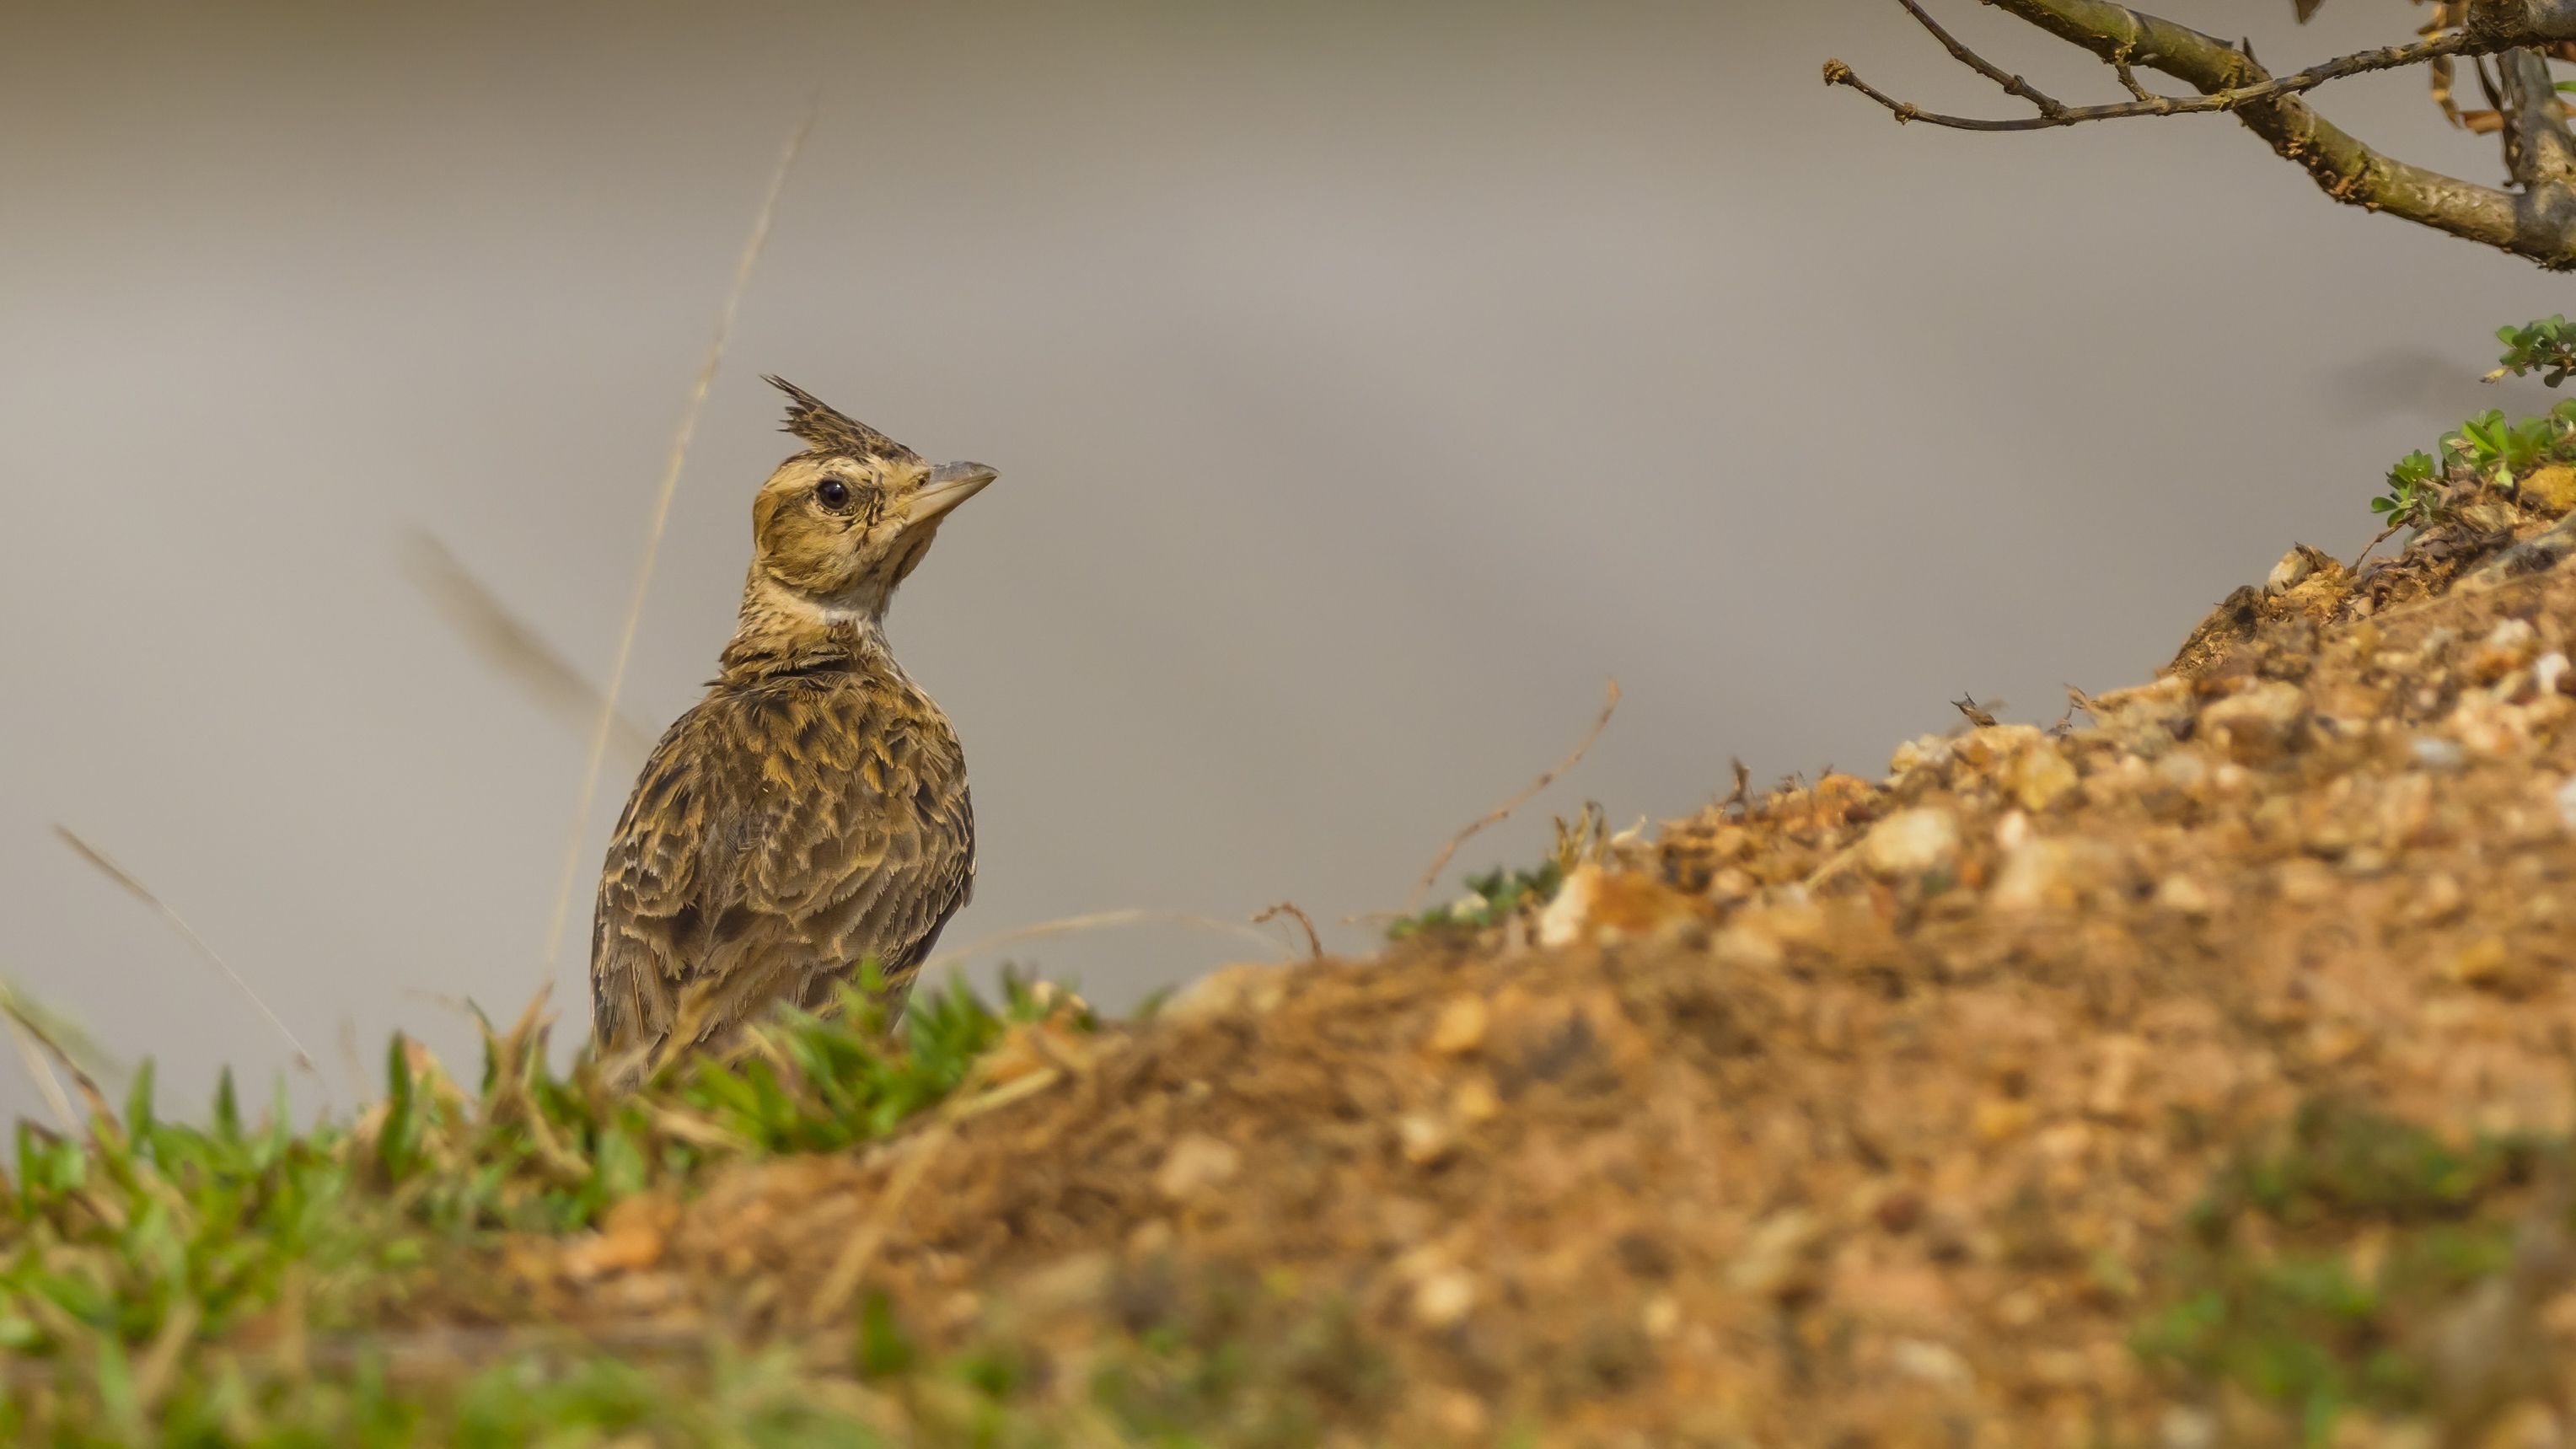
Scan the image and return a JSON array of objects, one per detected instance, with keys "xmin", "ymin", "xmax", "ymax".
[
  {"xmin": 1827, "ymin": 0, "xmax": 2576, "ymax": 270},
  {"xmin": 2504, "ymin": 46, "xmax": 2576, "ymax": 189},
  {"xmin": 1827, "ymin": 22, "xmax": 2472, "ymax": 131}
]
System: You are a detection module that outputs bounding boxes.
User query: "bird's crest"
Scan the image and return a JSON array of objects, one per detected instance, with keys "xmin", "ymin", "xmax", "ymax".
[{"xmin": 764, "ymin": 375, "xmax": 920, "ymax": 464}]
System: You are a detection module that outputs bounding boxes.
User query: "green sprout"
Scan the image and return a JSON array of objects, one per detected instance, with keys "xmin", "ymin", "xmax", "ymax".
[
  {"xmin": 1387, "ymin": 860, "xmax": 1566, "ymax": 940},
  {"xmin": 2369, "ymin": 450, "xmax": 2445, "ymax": 533},
  {"xmin": 2494, "ymin": 314, "xmax": 2576, "ymax": 387}
]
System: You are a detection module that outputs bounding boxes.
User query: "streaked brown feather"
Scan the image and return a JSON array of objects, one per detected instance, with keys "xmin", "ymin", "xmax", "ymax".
[{"xmin": 592, "ymin": 665, "xmax": 973, "ymax": 1062}]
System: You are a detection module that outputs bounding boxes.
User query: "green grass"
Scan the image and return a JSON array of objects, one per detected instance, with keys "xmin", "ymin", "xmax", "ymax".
[
  {"xmin": 0, "ymin": 969, "xmax": 1416, "ymax": 1446},
  {"xmin": 0, "ymin": 973, "xmax": 1121, "ymax": 1445},
  {"xmin": 2132, "ymin": 1101, "xmax": 2562, "ymax": 1444}
]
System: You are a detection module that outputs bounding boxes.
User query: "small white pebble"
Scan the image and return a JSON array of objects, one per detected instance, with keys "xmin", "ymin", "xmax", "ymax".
[
  {"xmin": 2485, "ymin": 617, "xmax": 2538, "ymax": 652},
  {"xmin": 2413, "ymin": 738, "xmax": 2467, "ymax": 771},
  {"xmin": 1994, "ymin": 809, "xmax": 2031, "ymax": 852},
  {"xmin": 1864, "ymin": 808, "xmax": 1961, "ymax": 878},
  {"xmin": 1890, "ymin": 1337, "xmax": 1972, "ymax": 1391},
  {"xmin": 1411, "ymin": 1269, "xmax": 1476, "ymax": 1328}
]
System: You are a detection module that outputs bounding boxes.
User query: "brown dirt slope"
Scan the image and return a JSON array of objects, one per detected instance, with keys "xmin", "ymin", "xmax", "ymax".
[{"xmin": 519, "ymin": 507, "xmax": 2576, "ymax": 1446}]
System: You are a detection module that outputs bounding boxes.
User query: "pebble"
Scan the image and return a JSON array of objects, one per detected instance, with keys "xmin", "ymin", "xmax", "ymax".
[
  {"xmin": 2276, "ymin": 859, "xmax": 2337, "ymax": 905},
  {"xmin": 1864, "ymin": 808, "xmax": 1961, "ymax": 879},
  {"xmin": 2153, "ymin": 875, "xmax": 2214, "ymax": 917},
  {"xmin": 1152, "ymin": 1134, "xmax": 1241, "ymax": 1202},
  {"xmin": 2477, "ymin": 617, "xmax": 2541, "ymax": 675},
  {"xmin": 1889, "ymin": 1337, "xmax": 1972, "ymax": 1391},
  {"xmin": 1451, "ymin": 1076, "xmax": 1500, "ymax": 1123},
  {"xmin": 2449, "ymin": 935, "xmax": 2517, "ymax": 990},
  {"xmin": 1640, "ymin": 1294, "xmax": 1682, "ymax": 1339},
  {"xmin": 1709, "ymin": 926, "xmax": 1784, "ymax": 972},
  {"xmin": 2412, "ymin": 737, "xmax": 2467, "ymax": 771},
  {"xmin": 2009, "ymin": 745, "xmax": 2078, "ymax": 812},
  {"xmin": 1159, "ymin": 963, "xmax": 1288, "ymax": 1024},
  {"xmin": 1727, "ymin": 1210, "xmax": 1821, "ymax": 1297},
  {"xmin": 1426, "ymin": 996, "xmax": 1489, "ymax": 1055},
  {"xmin": 2523, "ymin": 463, "xmax": 2576, "ymax": 514},
  {"xmin": 1433, "ymin": 1391, "xmax": 1489, "ymax": 1438},
  {"xmin": 1397, "ymin": 1114, "xmax": 1456, "ymax": 1166},
  {"xmin": 1411, "ymin": 1269, "xmax": 1477, "ymax": 1328},
  {"xmin": 2198, "ymin": 681, "xmax": 2307, "ymax": 764},
  {"xmin": 2265, "ymin": 545, "xmax": 2315, "ymax": 595}
]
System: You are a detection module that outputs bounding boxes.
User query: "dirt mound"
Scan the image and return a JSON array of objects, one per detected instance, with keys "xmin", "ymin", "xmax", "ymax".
[{"xmin": 502, "ymin": 508, "xmax": 2576, "ymax": 1444}]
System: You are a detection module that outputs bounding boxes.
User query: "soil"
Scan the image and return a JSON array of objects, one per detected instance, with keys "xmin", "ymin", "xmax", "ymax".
[{"xmin": 508, "ymin": 506, "xmax": 2576, "ymax": 1446}]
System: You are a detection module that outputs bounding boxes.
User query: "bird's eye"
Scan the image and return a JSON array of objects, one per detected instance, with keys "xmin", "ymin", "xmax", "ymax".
[{"xmin": 815, "ymin": 479, "xmax": 851, "ymax": 510}]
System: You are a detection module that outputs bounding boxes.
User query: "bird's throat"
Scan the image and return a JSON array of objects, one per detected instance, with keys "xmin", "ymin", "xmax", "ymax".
[{"xmin": 717, "ymin": 574, "xmax": 889, "ymax": 683}]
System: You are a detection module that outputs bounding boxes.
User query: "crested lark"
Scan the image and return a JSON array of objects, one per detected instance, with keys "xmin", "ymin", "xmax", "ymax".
[{"xmin": 590, "ymin": 377, "xmax": 993, "ymax": 1068}]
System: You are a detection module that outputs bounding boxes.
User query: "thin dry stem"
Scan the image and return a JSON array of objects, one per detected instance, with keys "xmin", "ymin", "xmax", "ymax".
[
  {"xmin": 539, "ymin": 92, "xmax": 821, "ymax": 986},
  {"xmin": 804, "ymin": 1064, "xmax": 1068, "ymax": 1326},
  {"xmin": 399, "ymin": 529, "xmax": 655, "ymax": 766},
  {"xmin": 54, "ymin": 824, "xmax": 319, "ymax": 1092},
  {"xmin": 1253, "ymin": 902, "xmax": 1325, "ymax": 960},
  {"xmin": 808, "ymin": 1124, "xmax": 952, "ymax": 1325},
  {"xmin": 2, "ymin": 1001, "xmax": 112, "ymax": 1126},
  {"xmin": 1406, "ymin": 678, "xmax": 1622, "ymax": 914},
  {"xmin": 2, "ymin": 1013, "xmax": 77, "ymax": 1135},
  {"xmin": 924, "ymin": 909, "xmax": 1291, "ymax": 979}
]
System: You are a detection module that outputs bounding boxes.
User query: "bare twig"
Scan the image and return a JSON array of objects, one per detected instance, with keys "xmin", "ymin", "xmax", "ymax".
[
  {"xmin": 1827, "ymin": 22, "xmax": 2471, "ymax": 131},
  {"xmin": 2352, "ymin": 522, "xmax": 2405, "ymax": 573},
  {"xmin": 1827, "ymin": 0, "xmax": 2576, "ymax": 268},
  {"xmin": 1406, "ymin": 678, "xmax": 1622, "ymax": 914},
  {"xmin": 1253, "ymin": 902, "xmax": 1325, "ymax": 960},
  {"xmin": 55, "ymin": 824, "xmax": 319, "ymax": 1091},
  {"xmin": 539, "ymin": 92, "xmax": 820, "ymax": 984},
  {"xmin": 1892, "ymin": 0, "xmax": 2068, "ymax": 116}
]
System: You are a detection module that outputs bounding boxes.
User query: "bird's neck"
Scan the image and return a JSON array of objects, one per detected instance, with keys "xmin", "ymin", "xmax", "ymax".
[{"xmin": 717, "ymin": 574, "xmax": 893, "ymax": 684}]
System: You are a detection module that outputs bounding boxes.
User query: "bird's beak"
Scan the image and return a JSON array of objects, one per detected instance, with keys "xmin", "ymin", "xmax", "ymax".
[{"xmin": 910, "ymin": 460, "xmax": 997, "ymax": 524}]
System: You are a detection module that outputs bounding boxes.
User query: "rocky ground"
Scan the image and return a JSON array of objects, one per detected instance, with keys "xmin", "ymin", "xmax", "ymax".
[{"xmin": 475, "ymin": 498, "xmax": 2576, "ymax": 1446}]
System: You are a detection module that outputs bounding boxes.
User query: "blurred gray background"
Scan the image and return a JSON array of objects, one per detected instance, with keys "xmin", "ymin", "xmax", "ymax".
[{"xmin": 1, "ymin": 0, "xmax": 2564, "ymax": 1124}]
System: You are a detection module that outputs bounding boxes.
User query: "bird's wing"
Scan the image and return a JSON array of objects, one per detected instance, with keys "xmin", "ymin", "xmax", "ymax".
[
  {"xmin": 589, "ymin": 707, "xmax": 716, "ymax": 1057},
  {"xmin": 600, "ymin": 681, "xmax": 975, "ymax": 1060}
]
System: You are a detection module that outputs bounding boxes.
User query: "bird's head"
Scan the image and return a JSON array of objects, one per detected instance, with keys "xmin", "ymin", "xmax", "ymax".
[{"xmin": 745, "ymin": 375, "xmax": 996, "ymax": 624}]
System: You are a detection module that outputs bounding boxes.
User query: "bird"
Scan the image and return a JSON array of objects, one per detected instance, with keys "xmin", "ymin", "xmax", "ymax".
[{"xmin": 589, "ymin": 376, "xmax": 995, "ymax": 1073}]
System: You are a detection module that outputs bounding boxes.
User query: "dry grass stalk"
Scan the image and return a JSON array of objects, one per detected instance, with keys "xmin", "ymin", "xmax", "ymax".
[
  {"xmin": 1, "ymin": 1000, "xmax": 110, "ymax": 1126},
  {"xmin": 53, "ymin": 824, "xmax": 319, "ymax": 1092},
  {"xmin": 1, "ymin": 1012, "xmax": 78, "ymax": 1135},
  {"xmin": 1406, "ymin": 677, "xmax": 1621, "ymax": 913},
  {"xmin": 398, "ymin": 529, "xmax": 655, "ymax": 767},
  {"xmin": 538, "ymin": 92, "xmax": 822, "ymax": 985},
  {"xmin": 805, "ymin": 1064, "xmax": 1069, "ymax": 1327},
  {"xmin": 923, "ymin": 908, "xmax": 1289, "ymax": 980}
]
